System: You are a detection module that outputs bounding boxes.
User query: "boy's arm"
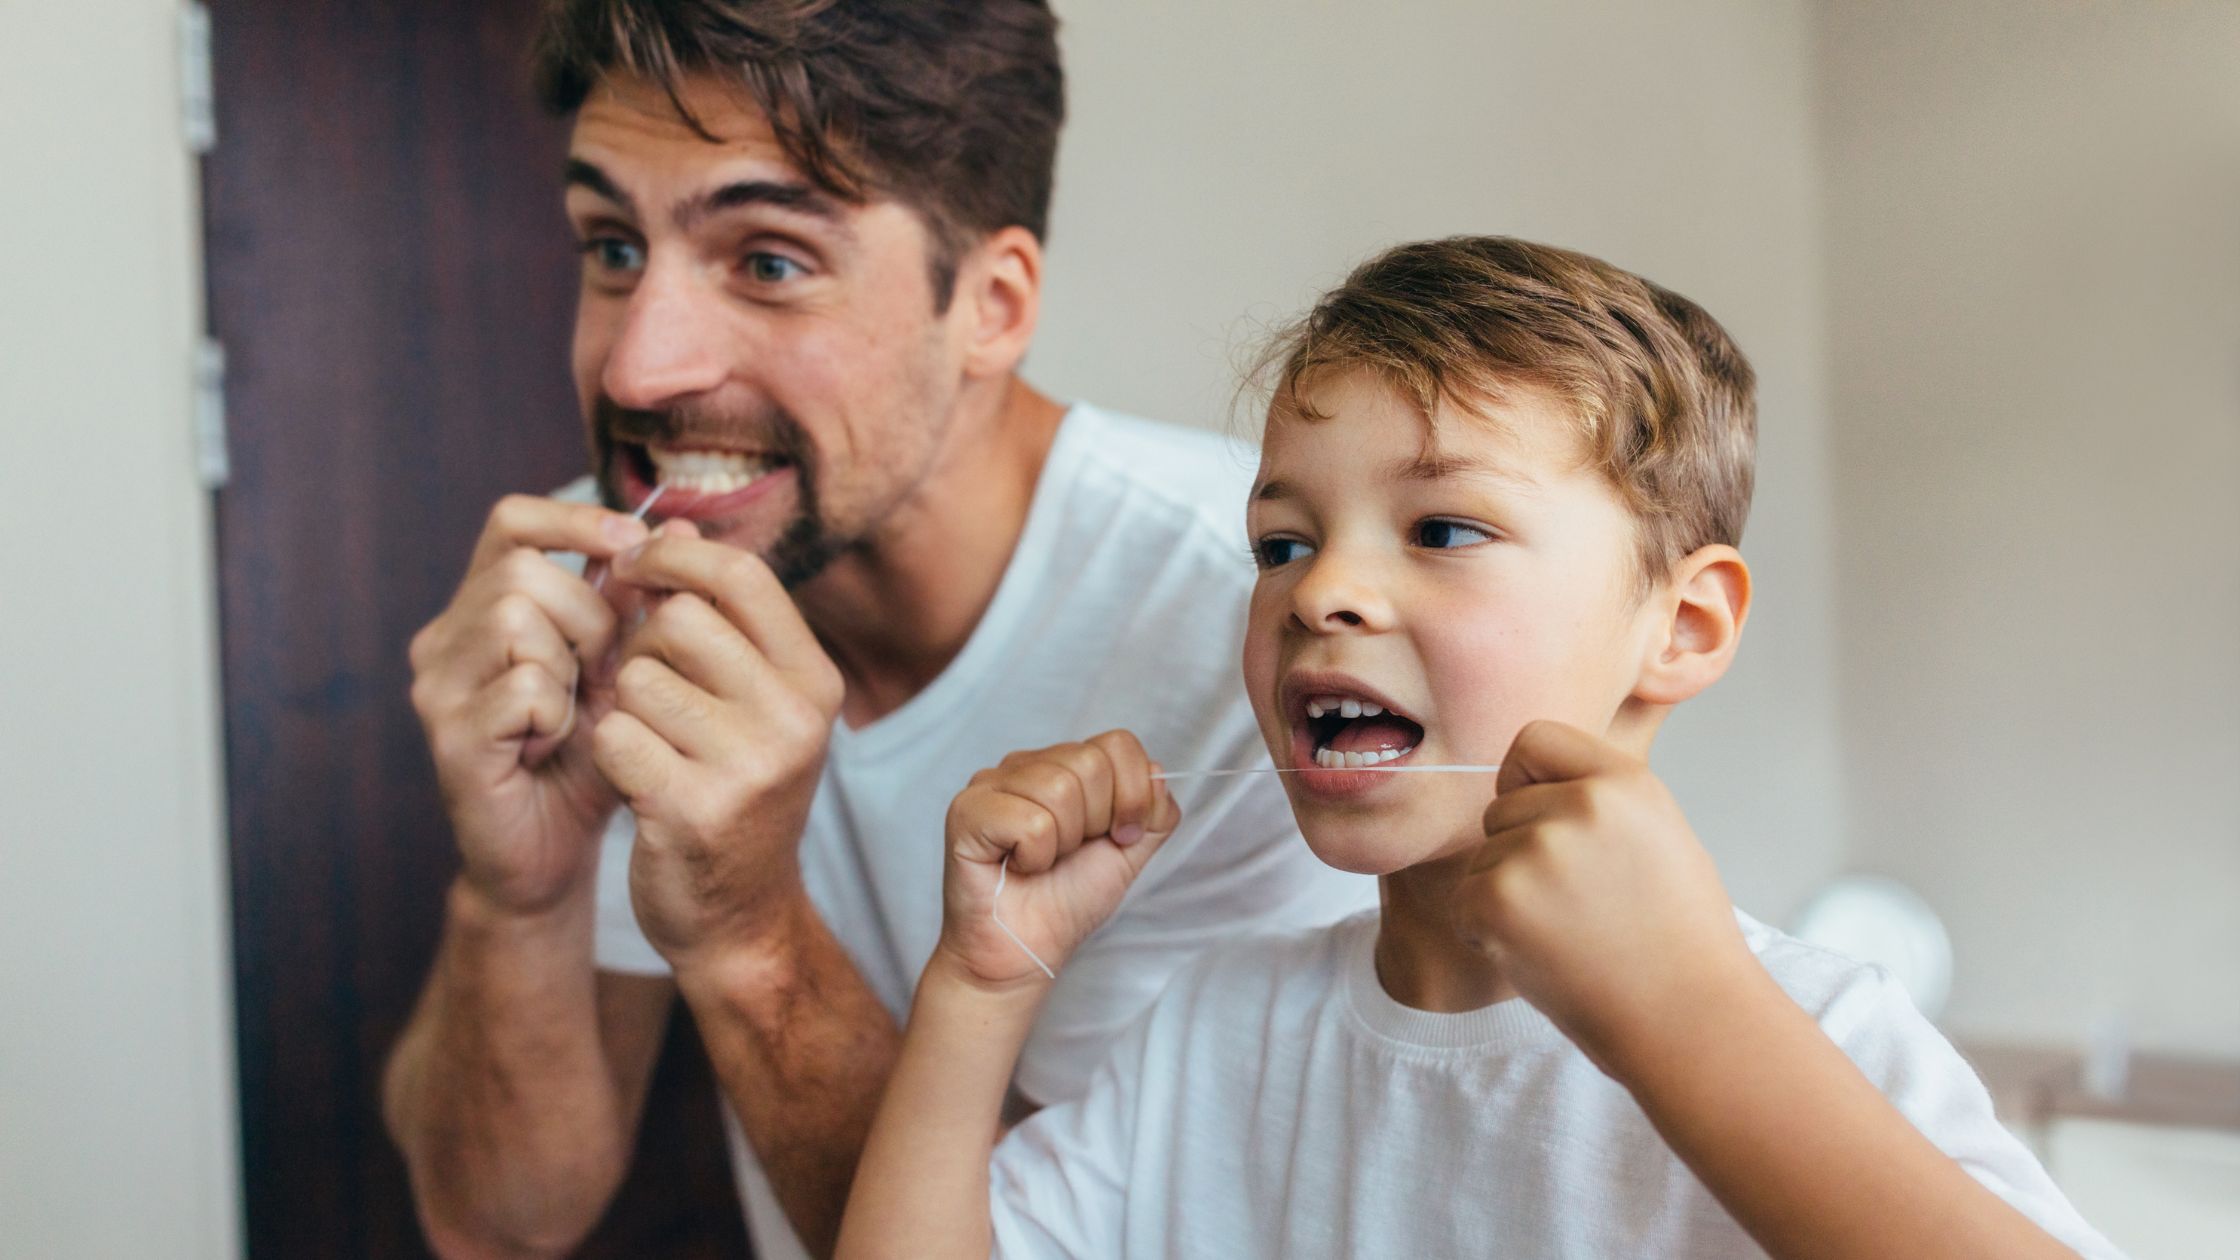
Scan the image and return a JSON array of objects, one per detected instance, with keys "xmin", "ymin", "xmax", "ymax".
[
  {"xmin": 1607, "ymin": 968, "xmax": 2080, "ymax": 1260},
  {"xmin": 837, "ymin": 732, "xmax": 1180, "ymax": 1260},
  {"xmin": 837, "ymin": 957, "xmax": 1042, "ymax": 1260},
  {"xmin": 1458, "ymin": 721, "xmax": 2084, "ymax": 1260}
]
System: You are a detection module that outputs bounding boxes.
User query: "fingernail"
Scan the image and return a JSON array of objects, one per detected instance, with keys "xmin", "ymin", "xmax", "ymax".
[
  {"xmin": 1113, "ymin": 823, "xmax": 1145, "ymax": 848},
  {"xmin": 603, "ymin": 515, "xmax": 649, "ymax": 548}
]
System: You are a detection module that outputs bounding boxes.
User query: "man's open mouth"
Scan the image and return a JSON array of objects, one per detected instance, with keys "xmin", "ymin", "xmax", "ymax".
[
  {"xmin": 1298, "ymin": 690, "xmax": 1427, "ymax": 768},
  {"xmin": 626, "ymin": 442, "xmax": 790, "ymax": 496}
]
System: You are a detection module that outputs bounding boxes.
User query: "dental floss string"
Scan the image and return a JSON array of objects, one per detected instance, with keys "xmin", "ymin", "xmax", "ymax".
[
  {"xmin": 989, "ymin": 763, "xmax": 1504, "ymax": 978},
  {"xmin": 561, "ymin": 483, "xmax": 669, "ymax": 741},
  {"xmin": 991, "ymin": 857, "xmax": 1058, "ymax": 980},
  {"xmin": 1152, "ymin": 764, "xmax": 1501, "ymax": 780}
]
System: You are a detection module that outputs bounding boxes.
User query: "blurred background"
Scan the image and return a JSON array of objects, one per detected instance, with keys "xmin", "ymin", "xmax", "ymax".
[{"xmin": 2, "ymin": 0, "xmax": 2233, "ymax": 1256}]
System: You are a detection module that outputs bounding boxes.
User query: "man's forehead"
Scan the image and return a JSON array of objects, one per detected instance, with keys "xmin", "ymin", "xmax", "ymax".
[{"xmin": 570, "ymin": 74, "xmax": 801, "ymax": 183}]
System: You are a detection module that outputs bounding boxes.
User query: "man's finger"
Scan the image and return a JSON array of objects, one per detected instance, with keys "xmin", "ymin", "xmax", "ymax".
[
  {"xmin": 625, "ymin": 591, "xmax": 789, "ymax": 709},
  {"xmin": 468, "ymin": 493, "xmax": 650, "ymax": 577},
  {"xmin": 1495, "ymin": 720, "xmax": 1631, "ymax": 795},
  {"xmin": 606, "ymin": 534, "xmax": 833, "ymax": 688}
]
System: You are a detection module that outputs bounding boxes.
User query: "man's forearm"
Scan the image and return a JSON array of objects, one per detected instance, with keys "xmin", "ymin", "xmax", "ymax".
[
  {"xmin": 836, "ymin": 956, "xmax": 1040, "ymax": 1260},
  {"xmin": 1614, "ymin": 970, "xmax": 2077, "ymax": 1260},
  {"xmin": 673, "ymin": 891, "xmax": 909, "ymax": 1260},
  {"xmin": 384, "ymin": 877, "xmax": 635, "ymax": 1259}
]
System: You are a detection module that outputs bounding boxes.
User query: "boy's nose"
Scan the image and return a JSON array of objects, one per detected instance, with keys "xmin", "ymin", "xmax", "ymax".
[
  {"xmin": 600, "ymin": 262, "xmax": 730, "ymax": 411},
  {"xmin": 1289, "ymin": 554, "xmax": 1395, "ymax": 633}
]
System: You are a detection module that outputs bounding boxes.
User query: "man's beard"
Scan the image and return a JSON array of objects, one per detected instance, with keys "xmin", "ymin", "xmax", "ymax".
[{"xmin": 592, "ymin": 395, "xmax": 852, "ymax": 589}]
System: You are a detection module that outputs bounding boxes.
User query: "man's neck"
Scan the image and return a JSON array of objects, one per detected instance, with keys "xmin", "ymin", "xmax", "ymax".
[{"xmin": 796, "ymin": 376, "xmax": 1067, "ymax": 728}]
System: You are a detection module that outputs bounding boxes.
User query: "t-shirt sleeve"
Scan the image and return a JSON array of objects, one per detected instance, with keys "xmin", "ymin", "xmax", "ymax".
[
  {"xmin": 1009, "ymin": 770, "xmax": 1372, "ymax": 1106},
  {"xmin": 1822, "ymin": 968, "xmax": 2128, "ymax": 1259},
  {"xmin": 989, "ymin": 999, "xmax": 1152, "ymax": 1259},
  {"xmin": 592, "ymin": 808, "xmax": 670, "ymax": 976}
]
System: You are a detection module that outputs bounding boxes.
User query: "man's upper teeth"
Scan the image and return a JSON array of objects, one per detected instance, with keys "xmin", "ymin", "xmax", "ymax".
[{"xmin": 647, "ymin": 447, "xmax": 775, "ymax": 493}]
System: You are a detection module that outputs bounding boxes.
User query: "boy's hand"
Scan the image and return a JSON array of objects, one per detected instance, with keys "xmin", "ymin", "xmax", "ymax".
[
  {"xmin": 1452, "ymin": 720, "xmax": 1760, "ymax": 1077},
  {"xmin": 935, "ymin": 731, "xmax": 1182, "ymax": 991}
]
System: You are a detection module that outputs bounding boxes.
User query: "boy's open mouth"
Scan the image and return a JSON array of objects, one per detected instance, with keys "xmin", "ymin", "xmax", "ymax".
[{"xmin": 1299, "ymin": 691, "xmax": 1426, "ymax": 768}]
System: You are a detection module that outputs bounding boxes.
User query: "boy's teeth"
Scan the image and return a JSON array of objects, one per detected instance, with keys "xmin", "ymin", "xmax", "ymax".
[
  {"xmin": 1338, "ymin": 698, "xmax": 1362, "ymax": 719},
  {"xmin": 1311, "ymin": 745, "xmax": 1411, "ymax": 769},
  {"xmin": 1307, "ymin": 700, "xmax": 1327, "ymax": 719},
  {"xmin": 1360, "ymin": 702, "xmax": 1383, "ymax": 716}
]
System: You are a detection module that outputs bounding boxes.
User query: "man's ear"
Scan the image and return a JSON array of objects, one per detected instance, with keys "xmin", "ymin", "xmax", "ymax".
[
  {"xmin": 1632, "ymin": 544, "xmax": 1752, "ymax": 706},
  {"xmin": 956, "ymin": 224, "xmax": 1043, "ymax": 381}
]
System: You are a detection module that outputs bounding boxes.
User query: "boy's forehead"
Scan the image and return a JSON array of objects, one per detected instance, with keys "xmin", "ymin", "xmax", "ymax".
[{"xmin": 1257, "ymin": 369, "xmax": 1585, "ymax": 494}]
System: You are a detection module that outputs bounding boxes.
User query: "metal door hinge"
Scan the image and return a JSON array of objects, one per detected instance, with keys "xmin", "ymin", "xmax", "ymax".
[
  {"xmin": 195, "ymin": 337, "xmax": 230, "ymax": 490},
  {"xmin": 180, "ymin": 3, "xmax": 215, "ymax": 154}
]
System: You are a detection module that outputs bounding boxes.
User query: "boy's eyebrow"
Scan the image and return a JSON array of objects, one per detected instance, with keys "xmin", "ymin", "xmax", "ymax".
[{"xmin": 1388, "ymin": 450, "xmax": 1541, "ymax": 489}]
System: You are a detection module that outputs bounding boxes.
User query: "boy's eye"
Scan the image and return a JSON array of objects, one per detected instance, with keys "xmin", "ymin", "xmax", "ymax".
[
  {"xmin": 745, "ymin": 252, "xmax": 804, "ymax": 283},
  {"xmin": 1413, "ymin": 518, "xmax": 1496, "ymax": 549},
  {"xmin": 1253, "ymin": 536, "xmax": 1315, "ymax": 569}
]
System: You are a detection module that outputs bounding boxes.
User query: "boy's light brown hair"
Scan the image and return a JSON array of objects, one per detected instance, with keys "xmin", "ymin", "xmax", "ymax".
[{"xmin": 1259, "ymin": 236, "xmax": 1758, "ymax": 587}]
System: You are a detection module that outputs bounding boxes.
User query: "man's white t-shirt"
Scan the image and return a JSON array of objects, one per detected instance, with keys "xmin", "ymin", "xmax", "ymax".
[
  {"xmin": 583, "ymin": 403, "xmax": 1377, "ymax": 1260},
  {"xmin": 988, "ymin": 911, "xmax": 2126, "ymax": 1260}
]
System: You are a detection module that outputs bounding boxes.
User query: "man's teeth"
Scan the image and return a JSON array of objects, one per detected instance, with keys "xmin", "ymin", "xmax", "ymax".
[
  {"xmin": 1312, "ymin": 746, "xmax": 1411, "ymax": 768},
  {"xmin": 1304, "ymin": 695, "xmax": 1385, "ymax": 719},
  {"xmin": 646, "ymin": 446, "xmax": 778, "ymax": 495}
]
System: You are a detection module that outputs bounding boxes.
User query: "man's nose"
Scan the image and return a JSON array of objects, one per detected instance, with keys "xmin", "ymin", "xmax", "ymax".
[
  {"xmin": 1289, "ymin": 548, "xmax": 1396, "ymax": 633},
  {"xmin": 600, "ymin": 261, "xmax": 730, "ymax": 411}
]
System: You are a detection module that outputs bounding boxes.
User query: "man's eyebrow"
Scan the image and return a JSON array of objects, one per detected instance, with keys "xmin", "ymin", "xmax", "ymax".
[
  {"xmin": 680, "ymin": 179, "xmax": 853, "ymax": 237},
  {"xmin": 563, "ymin": 158, "xmax": 634, "ymax": 216}
]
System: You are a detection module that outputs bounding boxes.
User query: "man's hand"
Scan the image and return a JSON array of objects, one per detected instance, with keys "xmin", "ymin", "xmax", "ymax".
[
  {"xmin": 591, "ymin": 522, "xmax": 847, "ymax": 971},
  {"xmin": 934, "ymin": 731, "xmax": 1182, "ymax": 990},
  {"xmin": 1452, "ymin": 719, "xmax": 1759, "ymax": 1076},
  {"xmin": 407, "ymin": 494, "xmax": 651, "ymax": 914}
]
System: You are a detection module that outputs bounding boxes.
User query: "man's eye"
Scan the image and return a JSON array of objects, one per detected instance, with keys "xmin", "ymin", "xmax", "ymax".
[
  {"xmin": 579, "ymin": 236, "xmax": 645, "ymax": 274},
  {"xmin": 745, "ymin": 253, "xmax": 804, "ymax": 283},
  {"xmin": 1414, "ymin": 518, "xmax": 1496, "ymax": 549},
  {"xmin": 1254, "ymin": 537, "xmax": 1315, "ymax": 569}
]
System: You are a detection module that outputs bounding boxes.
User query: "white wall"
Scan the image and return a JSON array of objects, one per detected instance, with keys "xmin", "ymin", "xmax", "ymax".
[
  {"xmin": 0, "ymin": 2, "xmax": 242, "ymax": 1257},
  {"xmin": 1034, "ymin": 0, "xmax": 1852, "ymax": 920},
  {"xmin": 1816, "ymin": 0, "xmax": 2240, "ymax": 1058}
]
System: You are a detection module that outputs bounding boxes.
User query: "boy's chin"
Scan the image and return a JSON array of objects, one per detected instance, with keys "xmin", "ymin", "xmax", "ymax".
[{"xmin": 1298, "ymin": 821, "xmax": 1478, "ymax": 877}]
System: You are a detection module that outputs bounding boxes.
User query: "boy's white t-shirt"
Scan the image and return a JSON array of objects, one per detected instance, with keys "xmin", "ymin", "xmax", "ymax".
[
  {"xmin": 989, "ymin": 911, "xmax": 2127, "ymax": 1260},
  {"xmin": 580, "ymin": 403, "xmax": 1377, "ymax": 1260}
]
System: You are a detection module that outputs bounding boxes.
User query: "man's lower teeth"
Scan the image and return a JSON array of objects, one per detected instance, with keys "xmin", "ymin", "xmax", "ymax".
[{"xmin": 1314, "ymin": 747, "xmax": 1409, "ymax": 768}]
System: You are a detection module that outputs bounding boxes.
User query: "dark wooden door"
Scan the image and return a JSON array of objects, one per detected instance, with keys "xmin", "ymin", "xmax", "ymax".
[{"xmin": 203, "ymin": 3, "xmax": 749, "ymax": 1255}]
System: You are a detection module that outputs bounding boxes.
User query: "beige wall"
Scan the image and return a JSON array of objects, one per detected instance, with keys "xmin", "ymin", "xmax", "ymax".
[
  {"xmin": 1816, "ymin": 0, "xmax": 2240, "ymax": 1057},
  {"xmin": 0, "ymin": 1, "xmax": 241, "ymax": 1257},
  {"xmin": 1034, "ymin": 0, "xmax": 1854, "ymax": 921}
]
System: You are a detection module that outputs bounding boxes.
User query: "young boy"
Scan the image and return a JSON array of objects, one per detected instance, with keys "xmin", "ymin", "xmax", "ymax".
[{"xmin": 835, "ymin": 238, "xmax": 2122, "ymax": 1259}]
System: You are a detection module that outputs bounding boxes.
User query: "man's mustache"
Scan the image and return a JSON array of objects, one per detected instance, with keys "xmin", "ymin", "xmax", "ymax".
[{"xmin": 593, "ymin": 395, "xmax": 811, "ymax": 460}]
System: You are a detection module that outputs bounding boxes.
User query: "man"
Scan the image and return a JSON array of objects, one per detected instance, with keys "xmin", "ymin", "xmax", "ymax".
[{"xmin": 379, "ymin": 3, "xmax": 1371, "ymax": 1258}]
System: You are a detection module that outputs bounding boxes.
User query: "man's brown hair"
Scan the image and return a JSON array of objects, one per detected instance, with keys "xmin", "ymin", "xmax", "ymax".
[
  {"xmin": 1258, "ymin": 236, "xmax": 1758, "ymax": 586},
  {"xmin": 533, "ymin": 0, "xmax": 1065, "ymax": 307}
]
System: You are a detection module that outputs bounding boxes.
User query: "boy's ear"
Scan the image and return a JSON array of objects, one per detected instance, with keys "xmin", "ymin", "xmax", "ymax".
[
  {"xmin": 1632, "ymin": 544, "xmax": 1752, "ymax": 706},
  {"xmin": 957, "ymin": 224, "xmax": 1044, "ymax": 381}
]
